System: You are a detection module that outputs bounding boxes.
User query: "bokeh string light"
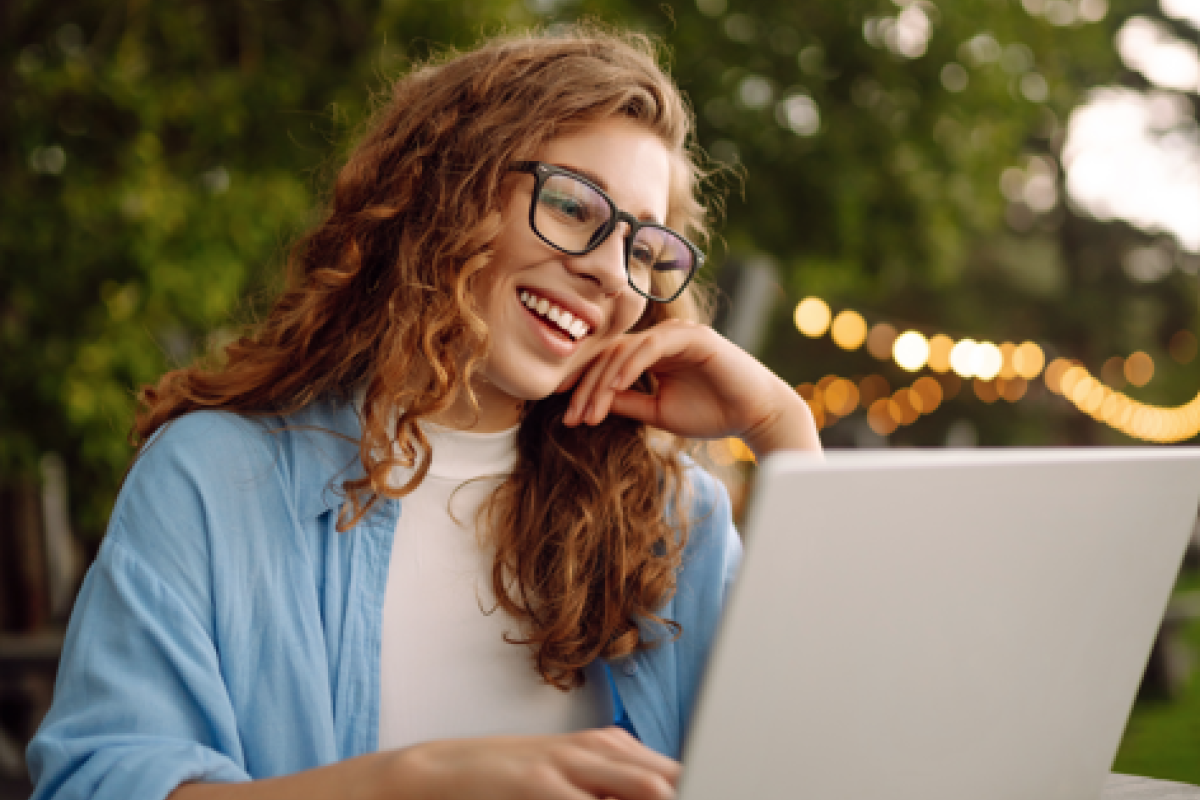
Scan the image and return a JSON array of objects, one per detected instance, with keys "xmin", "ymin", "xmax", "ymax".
[
  {"xmin": 783, "ymin": 295, "xmax": 1200, "ymax": 445},
  {"xmin": 1043, "ymin": 358, "xmax": 1200, "ymax": 444}
]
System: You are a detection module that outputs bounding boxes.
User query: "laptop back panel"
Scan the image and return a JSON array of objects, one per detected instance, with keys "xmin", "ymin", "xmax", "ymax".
[{"xmin": 679, "ymin": 449, "xmax": 1200, "ymax": 800}]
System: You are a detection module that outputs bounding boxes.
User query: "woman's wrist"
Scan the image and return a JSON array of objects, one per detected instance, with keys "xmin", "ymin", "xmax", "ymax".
[
  {"xmin": 742, "ymin": 380, "xmax": 824, "ymax": 459},
  {"xmin": 168, "ymin": 751, "xmax": 405, "ymax": 800}
]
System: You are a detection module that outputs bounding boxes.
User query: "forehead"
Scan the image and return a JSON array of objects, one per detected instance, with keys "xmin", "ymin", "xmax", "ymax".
[{"xmin": 536, "ymin": 118, "xmax": 672, "ymax": 224}]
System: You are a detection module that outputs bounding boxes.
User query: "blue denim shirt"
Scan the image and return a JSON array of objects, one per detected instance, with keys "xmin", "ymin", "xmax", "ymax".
[{"xmin": 28, "ymin": 397, "xmax": 742, "ymax": 800}]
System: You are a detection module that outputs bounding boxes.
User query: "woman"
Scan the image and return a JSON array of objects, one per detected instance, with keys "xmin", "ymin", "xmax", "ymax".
[{"xmin": 29, "ymin": 25, "xmax": 820, "ymax": 800}]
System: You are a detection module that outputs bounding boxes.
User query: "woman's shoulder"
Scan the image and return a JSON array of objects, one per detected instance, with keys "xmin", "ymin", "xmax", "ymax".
[
  {"xmin": 130, "ymin": 399, "xmax": 360, "ymax": 498},
  {"xmin": 139, "ymin": 408, "xmax": 282, "ymax": 464},
  {"xmin": 109, "ymin": 411, "xmax": 289, "ymax": 560},
  {"xmin": 111, "ymin": 403, "xmax": 356, "ymax": 551}
]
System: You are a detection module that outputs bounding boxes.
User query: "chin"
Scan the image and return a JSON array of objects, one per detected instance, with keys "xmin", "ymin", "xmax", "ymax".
[{"xmin": 485, "ymin": 369, "xmax": 564, "ymax": 405}]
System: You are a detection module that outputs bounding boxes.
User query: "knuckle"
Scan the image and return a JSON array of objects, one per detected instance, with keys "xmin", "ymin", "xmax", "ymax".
[
  {"xmin": 632, "ymin": 773, "xmax": 671, "ymax": 798},
  {"xmin": 573, "ymin": 727, "xmax": 612, "ymax": 750}
]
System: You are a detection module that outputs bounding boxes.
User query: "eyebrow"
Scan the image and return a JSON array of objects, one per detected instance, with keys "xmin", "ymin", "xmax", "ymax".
[{"xmin": 553, "ymin": 162, "xmax": 664, "ymax": 225}]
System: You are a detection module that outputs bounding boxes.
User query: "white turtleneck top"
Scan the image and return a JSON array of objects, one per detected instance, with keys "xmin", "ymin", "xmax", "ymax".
[{"xmin": 377, "ymin": 420, "xmax": 611, "ymax": 751}]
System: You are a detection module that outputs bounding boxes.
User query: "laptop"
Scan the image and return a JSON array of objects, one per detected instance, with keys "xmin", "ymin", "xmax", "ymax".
[{"xmin": 680, "ymin": 448, "xmax": 1200, "ymax": 800}]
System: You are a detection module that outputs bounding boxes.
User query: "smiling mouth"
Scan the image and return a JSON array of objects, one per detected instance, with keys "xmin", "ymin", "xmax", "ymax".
[{"xmin": 519, "ymin": 290, "xmax": 591, "ymax": 341}]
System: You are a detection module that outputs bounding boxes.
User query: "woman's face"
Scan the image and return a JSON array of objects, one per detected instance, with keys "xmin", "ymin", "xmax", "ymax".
[{"xmin": 470, "ymin": 117, "xmax": 673, "ymax": 423}]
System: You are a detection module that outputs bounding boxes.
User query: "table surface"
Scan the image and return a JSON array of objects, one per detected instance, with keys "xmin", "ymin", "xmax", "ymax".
[{"xmin": 1106, "ymin": 774, "xmax": 1200, "ymax": 799}]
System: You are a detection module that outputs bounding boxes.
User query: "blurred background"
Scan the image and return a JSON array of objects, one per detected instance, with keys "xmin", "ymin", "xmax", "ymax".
[{"xmin": 2, "ymin": 0, "xmax": 1199, "ymax": 793}]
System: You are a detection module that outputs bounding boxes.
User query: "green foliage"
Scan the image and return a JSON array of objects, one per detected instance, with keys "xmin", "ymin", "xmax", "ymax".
[
  {"xmin": 3, "ymin": 0, "xmax": 1197, "ymax": 526},
  {"xmin": 1113, "ymin": 571, "xmax": 1200, "ymax": 785},
  {"xmin": 1, "ymin": 0, "xmax": 529, "ymax": 537}
]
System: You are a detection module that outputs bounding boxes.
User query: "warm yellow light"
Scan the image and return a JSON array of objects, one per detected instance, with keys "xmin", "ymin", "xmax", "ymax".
[
  {"xmin": 1069, "ymin": 373, "xmax": 1095, "ymax": 406},
  {"xmin": 1060, "ymin": 365, "xmax": 1086, "ymax": 398},
  {"xmin": 1118, "ymin": 401, "xmax": 1135, "ymax": 429},
  {"xmin": 998, "ymin": 343, "xmax": 1016, "ymax": 380},
  {"xmin": 1125, "ymin": 351, "xmax": 1154, "ymax": 387},
  {"xmin": 1044, "ymin": 357, "xmax": 1071, "ymax": 393},
  {"xmin": 1013, "ymin": 342, "xmax": 1045, "ymax": 380},
  {"xmin": 830, "ymin": 310, "xmax": 868, "ymax": 351},
  {"xmin": 867, "ymin": 398, "xmax": 897, "ymax": 436},
  {"xmin": 1083, "ymin": 383, "xmax": 1108, "ymax": 415},
  {"xmin": 1100, "ymin": 394, "xmax": 1124, "ymax": 424},
  {"xmin": 824, "ymin": 378, "xmax": 860, "ymax": 416},
  {"xmin": 999, "ymin": 377, "xmax": 1027, "ymax": 403},
  {"xmin": 927, "ymin": 334, "xmax": 954, "ymax": 373},
  {"xmin": 912, "ymin": 376, "xmax": 944, "ymax": 414},
  {"xmin": 889, "ymin": 391, "xmax": 920, "ymax": 425},
  {"xmin": 970, "ymin": 342, "xmax": 1003, "ymax": 381},
  {"xmin": 973, "ymin": 378, "xmax": 1000, "ymax": 404},
  {"xmin": 727, "ymin": 437, "xmax": 756, "ymax": 463},
  {"xmin": 950, "ymin": 339, "xmax": 977, "ymax": 378},
  {"xmin": 794, "ymin": 297, "xmax": 832, "ymax": 337},
  {"xmin": 867, "ymin": 323, "xmax": 898, "ymax": 360},
  {"xmin": 893, "ymin": 331, "xmax": 930, "ymax": 372}
]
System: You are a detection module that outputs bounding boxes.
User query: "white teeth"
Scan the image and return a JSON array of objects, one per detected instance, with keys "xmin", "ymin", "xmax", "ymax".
[{"xmin": 519, "ymin": 289, "xmax": 590, "ymax": 340}]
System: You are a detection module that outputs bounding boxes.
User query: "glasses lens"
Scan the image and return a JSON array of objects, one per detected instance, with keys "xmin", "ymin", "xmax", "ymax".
[
  {"xmin": 628, "ymin": 225, "xmax": 696, "ymax": 301},
  {"xmin": 533, "ymin": 174, "xmax": 612, "ymax": 253}
]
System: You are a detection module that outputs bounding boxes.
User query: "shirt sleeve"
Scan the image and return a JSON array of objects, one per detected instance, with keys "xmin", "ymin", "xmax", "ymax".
[{"xmin": 27, "ymin": 523, "xmax": 250, "ymax": 799}]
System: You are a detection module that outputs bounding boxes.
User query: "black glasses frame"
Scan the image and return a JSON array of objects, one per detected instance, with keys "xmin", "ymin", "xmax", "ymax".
[{"xmin": 508, "ymin": 160, "xmax": 704, "ymax": 303}]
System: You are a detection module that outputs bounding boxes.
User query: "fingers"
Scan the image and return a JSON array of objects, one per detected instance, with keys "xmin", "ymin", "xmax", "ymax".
[
  {"xmin": 391, "ymin": 730, "xmax": 679, "ymax": 800},
  {"xmin": 564, "ymin": 347, "xmax": 619, "ymax": 426},
  {"xmin": 565, "ymin": 327, "xmax": 690, "ymax": 427},
  {"xmin": 557, "ymin": 757, "xmax": 675, "ymax": 800},
  {"xmin": 574, "ymin": 727, "xmax": 682, "ymax": 784},
  {"xmin": 556, "ymin": 729, "xmax": 679, "ymax": 800},
  {"xmin": 607, "ymin": 389, "xmax": 660, "ymax": 427}
]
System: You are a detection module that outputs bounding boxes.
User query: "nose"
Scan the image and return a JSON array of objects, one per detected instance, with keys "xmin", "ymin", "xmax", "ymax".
[{"xmin": 566, "ymin": 221, "xmax": 629, "ymax": 296}]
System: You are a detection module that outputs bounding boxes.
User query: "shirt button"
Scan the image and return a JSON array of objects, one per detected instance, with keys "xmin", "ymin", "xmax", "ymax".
[{"xmin": 621, "ymin": 659, "xmax": 638, "ymax": 676}]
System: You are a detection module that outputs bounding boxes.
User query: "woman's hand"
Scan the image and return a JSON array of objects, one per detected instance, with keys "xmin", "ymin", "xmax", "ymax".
[
  {"xmin": 560, "ymin": 320, "xmax": 821, "ymax": 458},
  {"xmin": 394, "ymin": 728, "xmax": 679, "ymax": 800},
  {"xmin": 170, "ymin": 728, "xmax": 678, "ymax": 800}
]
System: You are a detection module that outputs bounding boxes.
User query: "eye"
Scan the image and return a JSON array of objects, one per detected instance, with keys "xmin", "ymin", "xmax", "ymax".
[
  {"xmin": 630, "ymin": 240, "xmax": 657, "ymax": 270},
  {"xmin": 541, "ymin": 189, "xmax": 591, "ymax": 224}
]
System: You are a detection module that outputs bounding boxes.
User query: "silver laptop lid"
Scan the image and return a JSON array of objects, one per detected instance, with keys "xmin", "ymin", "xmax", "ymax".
[{"xmin": 680, "ymin": 448, "xmax": 1200, "ymax": 800}]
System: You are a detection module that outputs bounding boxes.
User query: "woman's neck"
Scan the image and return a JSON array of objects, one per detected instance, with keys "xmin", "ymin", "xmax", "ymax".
[{"xmin": 427, "ymin": 380, "xmax": 524, "ymax": 433}]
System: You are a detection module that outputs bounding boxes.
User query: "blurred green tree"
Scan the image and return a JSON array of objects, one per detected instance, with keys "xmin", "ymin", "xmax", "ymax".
[
  {"xmin": 1, "ymin": 0, "xmax": 527, "ymax": 539},
  {"xmin": 3, "ymin": 0, "xmax": 1197, "ymax": 543}
]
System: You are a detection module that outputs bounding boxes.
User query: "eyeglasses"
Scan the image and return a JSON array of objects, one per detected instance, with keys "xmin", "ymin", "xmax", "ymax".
[{"xmin": 508, "ymin": 161, "xmax": 704, "ymax": 303}]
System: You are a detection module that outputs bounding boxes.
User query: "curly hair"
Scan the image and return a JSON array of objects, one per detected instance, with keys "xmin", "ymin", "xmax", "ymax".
[{"xmin": 134, "ymin": 24, "xmax": 714, "ymax": 690}]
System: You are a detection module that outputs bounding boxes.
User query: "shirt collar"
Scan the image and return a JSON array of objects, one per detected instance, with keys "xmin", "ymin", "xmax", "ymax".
[{"xmin": 281, "ymin": 395, "xmax": 371, "ymax": 521}]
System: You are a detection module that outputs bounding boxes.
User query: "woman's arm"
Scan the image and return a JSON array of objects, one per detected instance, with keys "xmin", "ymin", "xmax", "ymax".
[{"xmin": 171, "ymin": 729, "xmax": 679, "ymax": 800}]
